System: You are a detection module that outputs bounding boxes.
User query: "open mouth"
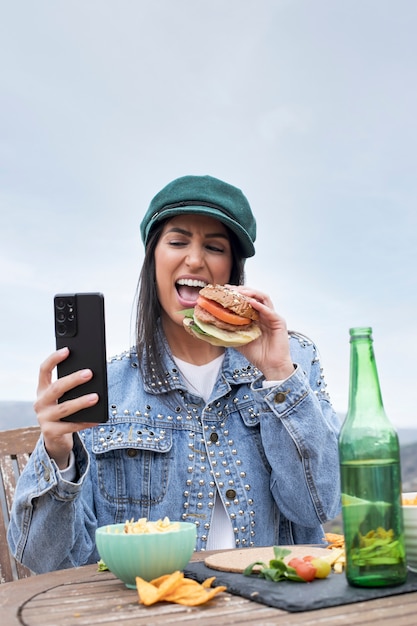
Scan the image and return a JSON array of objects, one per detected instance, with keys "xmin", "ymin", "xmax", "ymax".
[{"xmin": 176, "ymin": 278, "xmax": 207, "ymax": 307}]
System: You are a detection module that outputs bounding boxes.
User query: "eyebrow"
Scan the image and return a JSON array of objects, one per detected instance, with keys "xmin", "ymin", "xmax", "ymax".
[{"xmin": 165, "ymin": 226, "xmax": 229, "ymax": 240}]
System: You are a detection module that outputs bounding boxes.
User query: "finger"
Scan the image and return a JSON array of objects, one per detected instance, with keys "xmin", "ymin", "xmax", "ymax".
[
  {"xmin": 225, "ymin": 284, "xmax": 273, "ymax": 309},
  {"xmin": 48, "ymin": 368, "xmax": 94, "ymax": 403},
  {"xmin": 53, "ymin": 393, "xmax": 100, "ymax": 423},
  {"xmin": 38, "ymin": 392, "xmax": 99, "ymax": 426},
  {"xmin": 37, "ymin": 348, "xmax": 70, "ymax": 393},
  {"xmin": 248, "ymin": 292, "xmax": 273, "ymax": 308},
  {"xmin": 34, "ymin": 369, "xmax": 95, "ymax": 422}
]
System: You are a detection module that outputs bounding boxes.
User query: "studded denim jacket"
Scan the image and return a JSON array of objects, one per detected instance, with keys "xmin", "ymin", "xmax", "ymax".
[{"xmin": 8, "ymin": 330, "xmax": 341, "ymax": 574}]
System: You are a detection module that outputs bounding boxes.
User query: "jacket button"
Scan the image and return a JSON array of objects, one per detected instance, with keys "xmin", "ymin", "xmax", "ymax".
[
  {"xmin": 209, "ymin": 432, "xmax": 219, "ymax": 443},
  {"xmin": 226, "ymin": 489, "xmax": 236, "ymax": 499},
  {"xmin": 274, "ymin": 392, "xmax": 287, "ymax": 403},
  {"xmin": 127, "ymin": 449, "xmax": 138, "ymax": 457}
]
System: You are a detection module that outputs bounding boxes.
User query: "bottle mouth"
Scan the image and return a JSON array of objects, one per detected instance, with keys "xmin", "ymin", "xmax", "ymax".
[{"xmin": 349, "ymin": 327, "xmax": 373, "ymax": 341}]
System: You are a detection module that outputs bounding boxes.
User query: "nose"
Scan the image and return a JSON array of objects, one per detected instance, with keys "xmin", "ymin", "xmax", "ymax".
[{"xmin": 185, "ymin": 244, "xmax": 205, "ymax": 268}]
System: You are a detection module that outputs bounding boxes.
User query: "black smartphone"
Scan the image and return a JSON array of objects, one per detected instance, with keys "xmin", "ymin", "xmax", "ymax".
[{"xmin": 54, "ymin": 292, "xmax": 109, "ymax": 423}]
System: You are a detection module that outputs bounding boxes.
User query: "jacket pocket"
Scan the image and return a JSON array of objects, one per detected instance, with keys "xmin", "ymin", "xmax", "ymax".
[{"xmin": 91, "ymin": 422, "xmax": 173, "ymax": 506}]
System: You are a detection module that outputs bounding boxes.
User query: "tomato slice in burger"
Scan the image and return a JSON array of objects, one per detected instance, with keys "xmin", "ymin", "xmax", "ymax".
[{"xmin": 197, "ymin": 296, "xmax": 251, "ymax": 326}]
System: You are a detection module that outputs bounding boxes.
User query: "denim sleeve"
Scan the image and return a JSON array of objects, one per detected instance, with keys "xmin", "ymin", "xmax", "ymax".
[
  {"xmin": 253, "ymin": 344, "xmax": 342, "ymax": 528},
  {"xmin": 7, "ymin": 433, "xmax": 99, "ymax": 574}
]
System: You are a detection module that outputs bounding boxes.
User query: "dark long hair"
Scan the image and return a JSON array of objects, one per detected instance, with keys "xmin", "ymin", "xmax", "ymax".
[{"xmin": 135, "ymin": 219, "xmax": 246, "ymax": 383}]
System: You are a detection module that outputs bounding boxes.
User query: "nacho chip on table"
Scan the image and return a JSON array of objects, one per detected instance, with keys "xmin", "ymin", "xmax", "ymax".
[{"xmin": 136, "ymin": 570, "xmax": 227, "ymax": 606}]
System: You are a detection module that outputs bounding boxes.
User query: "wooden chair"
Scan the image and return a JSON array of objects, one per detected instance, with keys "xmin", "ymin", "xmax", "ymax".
[{"xmin": 0, "ymin": 425, "xmax": 40, "ymax": 583}]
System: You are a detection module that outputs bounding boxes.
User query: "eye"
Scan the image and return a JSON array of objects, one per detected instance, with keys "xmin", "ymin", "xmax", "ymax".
[
  {"xmin": 206, "ymin": 243, "xmax": 225, "ymax": 253},
  {"xmin": 167, "ymin": 236, "xmax": 188, "ymax": 247}
]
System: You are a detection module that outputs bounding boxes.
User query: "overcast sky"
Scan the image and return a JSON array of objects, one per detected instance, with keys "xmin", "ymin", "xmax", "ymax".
[{"xmin": 1, "ymin": 1, "xmax": 416, "ymax": 428}]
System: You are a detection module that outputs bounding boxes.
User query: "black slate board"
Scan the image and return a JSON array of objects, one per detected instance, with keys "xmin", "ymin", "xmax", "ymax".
[{"xmin": 184, "ymin": 562, "xmax": 417, "ymax": 612}]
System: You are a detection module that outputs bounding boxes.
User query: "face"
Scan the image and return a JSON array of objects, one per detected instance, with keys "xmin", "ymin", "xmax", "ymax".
[{"xmin": 154, "ymin": 214, "xmax": 233, "ymax": 329}]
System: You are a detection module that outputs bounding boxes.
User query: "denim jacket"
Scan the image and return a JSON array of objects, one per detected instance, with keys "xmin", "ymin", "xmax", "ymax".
[{"xmin": 8, "ymin": 330, "xmax": 341, "ymax": 574}]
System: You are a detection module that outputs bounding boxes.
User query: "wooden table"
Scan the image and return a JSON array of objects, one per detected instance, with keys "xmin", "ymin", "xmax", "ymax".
[{"xmin": 1, "ymin": 552, "xmax": 416, "ymax": 625}]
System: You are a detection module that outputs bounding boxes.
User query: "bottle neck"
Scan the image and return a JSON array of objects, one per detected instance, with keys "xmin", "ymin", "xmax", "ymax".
[
  {"xmin": 347, "ymin": 329, "xmax": 386, "ymax": 421},
  {"xmin": 340, "ymin": 327, "xmax": 398, "ymax": 460}
]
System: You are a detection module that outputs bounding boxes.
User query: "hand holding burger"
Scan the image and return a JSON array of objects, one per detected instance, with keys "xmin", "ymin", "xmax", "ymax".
[{"xmin": 183, "ymin": 284, "xmax": 262, "ymax": 347}]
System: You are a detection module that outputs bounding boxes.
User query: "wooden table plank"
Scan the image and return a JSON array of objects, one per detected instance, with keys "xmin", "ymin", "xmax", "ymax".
[
  {"xmin": 2, "ymin": 556, "xmax": 417, "ymax": 625},
  {"xmin": 16, "ymin": 577, "xmax": 417, "ymax": 626}
]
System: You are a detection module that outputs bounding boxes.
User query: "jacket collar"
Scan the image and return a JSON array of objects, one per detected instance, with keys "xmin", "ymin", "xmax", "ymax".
[{"xmin": 141, "ymin": 319, "xmax": 262, "ymax": 395}]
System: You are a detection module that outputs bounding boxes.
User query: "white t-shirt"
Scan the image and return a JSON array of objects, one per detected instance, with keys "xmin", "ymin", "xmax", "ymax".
[{"xmin": 173, "ymin": 354, "xmax": 236, "ymax": 550}]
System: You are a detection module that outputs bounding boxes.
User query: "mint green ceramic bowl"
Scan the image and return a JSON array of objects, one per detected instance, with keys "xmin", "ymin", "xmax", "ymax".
[
  {"xmin": 402, "ymin": 492, "xmax": 417, "ymax": 572},
  {"xmin": 95, "ymin": 522, "xmax": 197, "ymax": 588}
]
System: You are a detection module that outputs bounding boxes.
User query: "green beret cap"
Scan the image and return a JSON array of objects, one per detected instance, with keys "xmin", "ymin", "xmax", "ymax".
[{"xmin": 140, "ymin": 175, "xmax": 256, "ymax": 258}]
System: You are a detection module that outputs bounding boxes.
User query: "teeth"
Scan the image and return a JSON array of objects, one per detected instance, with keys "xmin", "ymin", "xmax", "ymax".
[{"xmin": 177, "ymin": 279, "xmax": 207, "ymax": 288}]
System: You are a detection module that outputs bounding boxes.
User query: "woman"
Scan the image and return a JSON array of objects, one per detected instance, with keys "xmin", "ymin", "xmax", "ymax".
[{"xmin": 8, "ymin": 175, "xmax": 341, "ymax": 574}]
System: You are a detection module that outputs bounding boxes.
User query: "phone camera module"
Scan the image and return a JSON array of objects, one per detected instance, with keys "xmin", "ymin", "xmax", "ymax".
[{"xmin": 55, "ymin": 295, "xmax": 77, "ymax": 338}]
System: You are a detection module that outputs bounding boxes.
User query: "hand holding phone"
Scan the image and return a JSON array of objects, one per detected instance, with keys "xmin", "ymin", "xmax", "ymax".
[{"xmin": 54, "ymin": 292, "xmax": 109, "ymax": 423}]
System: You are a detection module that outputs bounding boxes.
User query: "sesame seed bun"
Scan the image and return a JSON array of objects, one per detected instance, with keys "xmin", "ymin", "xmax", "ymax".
[{"xmin": 183, "ymin": 284, "xmax": 261, "ymax": 347}]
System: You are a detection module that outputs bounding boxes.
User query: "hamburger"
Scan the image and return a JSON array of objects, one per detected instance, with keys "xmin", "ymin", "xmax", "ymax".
[{"xmin": 183, "ymin": 284, "xmax": 262, "ymax": 347}]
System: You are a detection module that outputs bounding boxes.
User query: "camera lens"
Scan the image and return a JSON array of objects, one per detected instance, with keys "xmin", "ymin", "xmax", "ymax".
[
  {"xmin": 56, "ymin": 311, "xmax": 66, "ymax": 323},
  {"xmin": 55, "ymin": 298, "xmax": 66, "ymax": 310},
  {"xmin": 56, "ymin": 324, "xmax": 67, "ymax": 336}
]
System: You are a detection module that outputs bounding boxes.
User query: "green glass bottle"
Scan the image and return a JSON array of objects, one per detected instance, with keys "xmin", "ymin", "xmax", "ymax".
[{"xmin": 338, "ymin": 327, "xmax": 407, "ymax": 587}]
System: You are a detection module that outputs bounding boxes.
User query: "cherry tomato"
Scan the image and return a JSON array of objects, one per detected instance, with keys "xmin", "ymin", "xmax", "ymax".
[{"xmin": 288, "ymin": 557, "xmax": 316, "ymax": 582}]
